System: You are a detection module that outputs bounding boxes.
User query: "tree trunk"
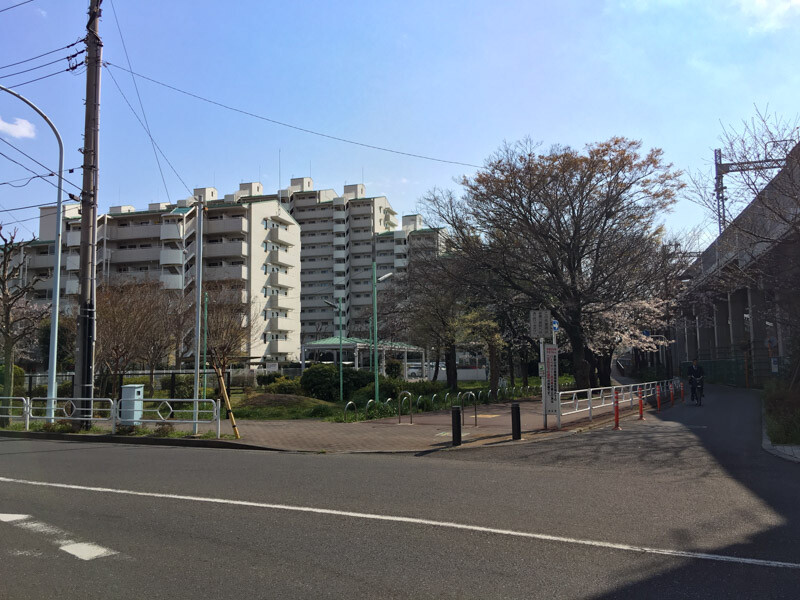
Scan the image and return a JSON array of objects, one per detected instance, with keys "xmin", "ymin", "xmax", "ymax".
[
  {"xmin": 507, "ymin": 345, "xmax": 515, "ymax": 386},
  {"xmin": 432, "ymin": 346, "xmax": 440, "ymax": 382},
  {"xmin": 445, "ymin": 343, "xmax": 458, "ymax": 392},
  {"xmin": 585, "ymin": 347, "xmax": 598, "ymax": 388},
  {"xmin": 489, "ymin": 342, "xmax": 500, "ymax": 392},
  {"xmin": 568, "ymin": 331, "xmax": 590, "ymax": 389},
  {"xmin": 521, "ymin": 345, "xmax": 529, "ymax": 387},
  {"xmin": 598, "ymin": 352, "xmax": 613, "ymax": 387},
  {"xmin": 148, "ymin": 364, "xmax": 156, "ymax": 398},
  {"xmin": 1, "ymin": 340, "xmax": 11, "ymax": 427}
]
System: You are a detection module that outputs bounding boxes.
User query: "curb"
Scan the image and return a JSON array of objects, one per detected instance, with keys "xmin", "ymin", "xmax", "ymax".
[
  {"xmin": 760, "ymin": 400, "xmax": 800, "ymax": 464},
  {"xmin": 0, "ymin": 429, "xmax": 286, "ymax": 452}
]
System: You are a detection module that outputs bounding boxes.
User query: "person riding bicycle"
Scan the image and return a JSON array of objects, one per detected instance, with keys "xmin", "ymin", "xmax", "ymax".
[{"xmin": 687, "ymin": 359, "xmax": 705, "ymax": 406}]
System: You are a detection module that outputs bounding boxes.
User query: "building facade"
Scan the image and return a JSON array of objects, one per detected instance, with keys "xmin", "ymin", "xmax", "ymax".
[{"xmin": 28, "ymin": 183, "xmax": 302, "ymax": 363}]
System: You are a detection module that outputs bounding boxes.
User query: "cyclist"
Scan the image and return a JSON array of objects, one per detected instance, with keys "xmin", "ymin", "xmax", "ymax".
[{"xmin": 687, "ymin": 359, "xmax": 705, "ymax": 406}]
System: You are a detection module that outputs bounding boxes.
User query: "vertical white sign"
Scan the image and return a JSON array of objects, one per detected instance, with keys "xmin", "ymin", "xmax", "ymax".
[
  {"xmin": 543, "ymin": 344, "xmax": 559, "ymax": 415},
  {"xmin": 530, "ymin": 310, "xmax": 551, "ymax": 339}
]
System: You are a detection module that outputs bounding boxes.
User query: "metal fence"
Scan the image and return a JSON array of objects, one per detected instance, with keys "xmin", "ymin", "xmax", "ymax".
[
  {"xmin": 0, "ymin": 397, "xmax": 220, "ymax": 438},
  {"xmin": 557, "ymin": 379, "xmax": 680, "ymax": 428}
]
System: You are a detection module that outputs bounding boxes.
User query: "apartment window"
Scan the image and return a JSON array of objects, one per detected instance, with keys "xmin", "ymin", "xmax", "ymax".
[
  {"xmin": 118, "ymin": 222, "xmax": 129, "ymax": 227},
  {"xmin": 230, "ymin": 260, "xmax": 244, "ymax": 266},
  {"xmin": 138, "ymin": 266, "xmax": 149, "ymax": 272},
  {"xmin": 207, "ymin": 261, "xmax": 222, "ymax": 267},
  {"xmin": 139, "ymin": 243, "xmax": 152, "ymax": 248},
  {"xmin": 137, "ymin": 221, "xmax": 150, "ymax": 226},
  {"xmin": 208, "ymin": 215, "xmax": 223, "ymax": 221}
]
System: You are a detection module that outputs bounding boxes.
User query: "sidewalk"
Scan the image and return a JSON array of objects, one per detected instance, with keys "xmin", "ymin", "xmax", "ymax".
[{"xmin": 195, "ymin": 395, "xmax": 654, "ymax": 453}]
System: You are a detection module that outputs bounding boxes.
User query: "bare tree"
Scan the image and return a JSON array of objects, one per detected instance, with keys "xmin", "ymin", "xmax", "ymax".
[
  {"xmin": 136, "ymin": 282, "xmax": 173, "ymax": 397},
  {"xmin": 95, "ymin": 281, "xmax": 150, "ymax": 399},
  {"xmin": 0, "ymin": 228, "xmax": 48, "ymax": 425},
  {"xmin": 426, "ymin": 137, "xmax": 683, "ymax": 389}
]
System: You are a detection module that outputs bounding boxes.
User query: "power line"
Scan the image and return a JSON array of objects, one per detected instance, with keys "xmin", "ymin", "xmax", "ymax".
[
  {"xmin": 104, "ymin": 61, "xmax": 482, "ymax": 169},
  {"xmin": 0, "ymin": 48, "xmax": 85, "ymax": 80},
  {"xmin": 0, "ymin": 136, "xmax": 82, "ymax": 191},
  {"xmin": 0, "ymin": 166, "xmax": 80, "ymax": 188},
  {"xmin": 0, "ymin": 213, "xmax": 42, "ymax": 226},
  {"xmin": 105, "ymin": 66, "xmax": 192, "ymax": 195},
  {"xmin": 0, "ymin": 150, "xmax": 37, "ymax": 234},
  {"xmin": 109, "ymin": 0, "xmax": 169, "ymax": 201},
  {"xmin": 0, "ymin": 0, "xmax": 34, "ymax": 14},
  {"xmin": 5, "ymin": 67, "xmax": 76, "ymax": 89},
  {"xmin": 0, "ymin": 38, "xmax": 84, "ymax": 70}
]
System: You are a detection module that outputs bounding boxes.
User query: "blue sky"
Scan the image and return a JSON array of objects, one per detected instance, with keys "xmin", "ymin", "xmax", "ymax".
[{"xmin": 1, "ymin": 0, "xmax": 799, "ymax": 242}]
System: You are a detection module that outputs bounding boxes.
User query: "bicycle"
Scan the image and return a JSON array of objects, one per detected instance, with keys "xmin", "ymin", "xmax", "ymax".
[{"xmin": 689, "ymin": 375, "xmax": 704, "ymax": 406}]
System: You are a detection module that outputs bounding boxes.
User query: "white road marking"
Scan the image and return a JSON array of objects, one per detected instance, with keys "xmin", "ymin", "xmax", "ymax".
[
  {"xmin": 1, "ymin": 476, "xmax": 798, "ymax": 570},
  {"xmin": 60, "ymin": 542, "xmax": 117, "ymax": 561},
  {"xmin": 0, "ymin": 507, "xmax": 117, "ymax": 561},
  {"xmin": 0, "ymin": 513, "xmax": 30, "ymax": 522}
]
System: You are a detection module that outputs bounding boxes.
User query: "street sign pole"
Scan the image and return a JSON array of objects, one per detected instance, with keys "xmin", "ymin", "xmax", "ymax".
[{"xmin": 540, "ymin": 336, "xmax": 546, "ymax": 429}]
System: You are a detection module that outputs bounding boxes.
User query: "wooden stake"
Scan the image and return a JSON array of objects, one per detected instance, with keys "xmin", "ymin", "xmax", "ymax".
[{"xmin": 214, "ymin": 366, "xmax": 240, "ymax": 439}]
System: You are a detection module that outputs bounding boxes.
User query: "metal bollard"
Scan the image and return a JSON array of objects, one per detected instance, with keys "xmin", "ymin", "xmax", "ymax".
[
  {"xmin": 613, "ymin": 388, "xmax": 621, "ymax": 431},
  {"xmin": 451, "ymin": 406, "xmax": 462, "ymax": 446},
  {"xmin": 670, "ymin": 383, "xmax": 674, "ymax": 407},
  {"xmin": 656, "ymin": 385, "xmax": 661, "ymax": 413},
  {"xmin": 511, "ymin": 402, "xmax": 521, "ymax": 440},
  {"xmin": 638, "ymin": 386, "xmax": 645, "ymax": 421}
]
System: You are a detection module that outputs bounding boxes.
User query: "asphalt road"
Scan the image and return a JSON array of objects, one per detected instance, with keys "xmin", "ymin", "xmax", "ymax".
[{"xmin": 1, "ymin": 384, "xmax": 798, "ymax": 599}]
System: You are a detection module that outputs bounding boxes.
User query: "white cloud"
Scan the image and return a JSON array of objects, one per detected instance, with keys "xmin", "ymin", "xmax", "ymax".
[
  {"xmin": 0, "ymin": 116, "xmax": 36, "ymax": 139},
  {"xmin": 36, "ymin": 7, "xmax": 47, "ymax": 17},
  {"xmin": 733, "ymin": 0, "xmax": 800, "ymax": 32}
]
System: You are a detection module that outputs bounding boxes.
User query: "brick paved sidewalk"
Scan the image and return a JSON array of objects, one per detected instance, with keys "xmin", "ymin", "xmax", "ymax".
[{"xmin": 194, "ymin": 396, "xmax": 658, "ymax": 452}]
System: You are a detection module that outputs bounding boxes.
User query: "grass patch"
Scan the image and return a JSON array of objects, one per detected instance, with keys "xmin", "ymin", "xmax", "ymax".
[
  {"xmin": 233, "ymin": 393, "xmax": 337, "ymax": 420},
  {"xmin": 764, "ymin": 384, "xmax": 800, "ymax": 445}
]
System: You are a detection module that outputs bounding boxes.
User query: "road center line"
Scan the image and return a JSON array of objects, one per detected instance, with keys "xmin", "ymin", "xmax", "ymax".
[{"xmin": 1, "ymin": 475, "xmax": 797, "ymax": 570}]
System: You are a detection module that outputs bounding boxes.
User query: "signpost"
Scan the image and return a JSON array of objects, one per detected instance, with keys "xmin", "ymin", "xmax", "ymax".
[
  {"xmin": 530, "ymin": 310, "xmax": 552, "ymax": 339},
  {"xmin": 543, "ymin": 344, "xmax": 559, "ymax": 427}
]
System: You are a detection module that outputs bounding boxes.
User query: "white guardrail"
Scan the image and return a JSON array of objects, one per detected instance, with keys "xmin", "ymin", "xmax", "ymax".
[
  {"xmin": 0, "ymin": 397, "xmax": 221, "ymax": 439},
  {"xmin": 557, "ymin": 378, "xmax": 681, "ymax": 428}
]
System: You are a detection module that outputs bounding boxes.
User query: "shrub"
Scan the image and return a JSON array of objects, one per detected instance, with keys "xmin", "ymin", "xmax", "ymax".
[
  {"xmin": 385, "ymin": 359, "xmax": 403, "ymax": 379},
  {"xmin": 0, "ymin": 364, "xmax": 26, "ymax": 396},
  {"xmin": 350, "ymin": 376, "xmax": 403, "ymax": 405},
  {"xmin": 265, "ymin": 377, "xmax": 303, "ymax": 395},
  {"xmin": 257, "ymin": 372, "xmax": 282, "ymax": 387},
  {"xmin": 57, "ymin": 380, "xmax": 73, "ymax": 398},
  {"xmin": 300, "ymin": 364, "xmax": 339, "ymax": 402},
  {"xmin": 403, "ymin": 380, "xmax": 446, "ymax": 396},
  {"xmin": 122, "ymin": 375, "xmax": 150, "ymax": 386}
]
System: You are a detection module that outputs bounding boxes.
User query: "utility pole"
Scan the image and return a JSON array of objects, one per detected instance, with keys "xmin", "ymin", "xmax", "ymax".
[{"xmin": 73, "ymin": 0, "xmax": 103, "ymax": 427}]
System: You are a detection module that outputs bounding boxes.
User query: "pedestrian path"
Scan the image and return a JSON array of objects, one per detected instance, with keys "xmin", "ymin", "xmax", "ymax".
[{"xmin": 200, "ymin": 395, "xmax": 649, "ymax": 452}]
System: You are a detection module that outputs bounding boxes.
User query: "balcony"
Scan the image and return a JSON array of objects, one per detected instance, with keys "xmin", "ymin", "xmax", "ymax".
[
  {"xmin": 266, "ymin": 227, "xmax": 292, "ymax": 245},
  {"xmin": 114, "ymin": 224, "xmax": 161, "ymax": 240},
  {"xmin": 267, "ymin": 317, "xmax": 293, "ymax": 332},
  {"xmin": 160, "ymin": 272, "xmax": 184, "ymax": 290},
  {"xmin": 66, "ymin": 231, "xmax": 81, "ymax": 247},
  {"xmin": 204, "ymin": 264, "xmax": 247, "ymax": 282},
  {"xmin": 111, "ymin": 247, "xmax": 161, "ymax": 263},
  {"xmin": 160, "ymin": 248, "xmax": 184, "ymax": 265},
  {"xmin": 205, "ymin": 218, "xmax": 247, "ymax": 235},
  {"xmin": 333, "ymin": 274, "xmax": 347, "ymax": 287},
  {"xmin": 267, "ymin": 340, "xmax": 294, "ymax": 355},
  {"xmin": 266, "ymin": 295, "xmax": 292, "ymax": 310},
  {"xmin": 332, "ymin": 248, "xmax": 348, "ymax": 261},
  {"xmin": 160, "ymin": 222, "xmax": 183, "ymax": 240},
  {"xmin": 267, "ymin": 271, "xmax": 292, "ymax": 288},
  {"xmin": 394, "ymin": 258, "xmax": 408, "ymax": 269},
  {"xmin": 333, "ymin": 288, "xmax": 348, "ymax": 300},
  {"xmin": 28, "ymin": 253, "xmax": 56, "ymax": 269},
  {"xmin": 204, "ymin": 241, "xmax": 248, "ymax": 259},
  {"xmin": 65, "ymin": 255, "xmax": 80, "ymax": 271},
  {"xmin": 266, "ymin": 249, "xmax": 292, "ymax": 267},
  {"xmin": 332, "ymin": 221, "xmax": 347, "ymax": 234}
]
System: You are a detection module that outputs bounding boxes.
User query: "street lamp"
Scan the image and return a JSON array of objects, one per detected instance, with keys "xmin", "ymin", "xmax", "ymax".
[
  {"xmin": 0, "ymin": 85, "xmax": 64, "ymax": 420},
  {"xmin": 324, "ymin": 298, "xmax": 344, "ymax": 402},
  {"xmin": 373, "ymin": 269, "xmax": 393, "ymax": 403}
]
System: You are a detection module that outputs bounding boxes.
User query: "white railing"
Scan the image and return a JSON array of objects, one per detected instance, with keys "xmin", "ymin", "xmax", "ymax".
[
  {"xmin": 557, "ymin": 378, "xmax": 680, "ymax": 429},
  {"xmin": 0, "ymin": 397, "xmax": 221, "ymax": 439}
]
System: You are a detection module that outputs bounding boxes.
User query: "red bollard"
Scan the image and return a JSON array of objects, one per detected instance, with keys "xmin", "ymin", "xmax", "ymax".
[
  {"xmin": 613, "ymin": 388, "xmax": 621, "ymax": 430},
  {"xmin": 638, "ymin": 386, "xmax": 645, "ymax": 420},
  {"xmin": 656, "ymin": 385, "xmax": 661, "ymax": 413},
  {"xmin": 670, "ymin": 383, "xmax": 674, "ymax": 407}
]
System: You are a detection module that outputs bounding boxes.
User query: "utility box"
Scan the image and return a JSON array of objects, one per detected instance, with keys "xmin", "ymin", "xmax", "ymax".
[{"xmin": 119, "ymin": 384, "xmax": 144, "ymax": 426}]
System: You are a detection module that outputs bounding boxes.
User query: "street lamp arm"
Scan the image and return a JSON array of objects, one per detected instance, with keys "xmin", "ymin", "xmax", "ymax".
[{"xmin": 0, "ymin": 85, "xmax": 64, "ymax": 415}]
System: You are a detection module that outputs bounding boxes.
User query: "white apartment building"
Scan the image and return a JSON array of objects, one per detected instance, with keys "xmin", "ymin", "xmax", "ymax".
[
  {"xmin": 238, "ymin": 178, "xmax": 445, "ymax": 343},
  {"xmin": 26, "ymin": 183, "xmax": 301, "ymax": 363}
]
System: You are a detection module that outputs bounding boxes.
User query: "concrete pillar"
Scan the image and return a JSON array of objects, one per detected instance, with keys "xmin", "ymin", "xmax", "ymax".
[
  {"xmin": 728, "ymin": 289, "xmax": 748, "ymax": 349},
  {"xmin": 748, "ymin": 287, "xmax": 769, "ymax": 348},
  {"xmin": 403, "ymin": 350, "xmax": 408, "ymax": 380},
  {"xmin": 422, "ymin": 350, "xmax": 427, "ymax": 380},
  {"xmin": 381, "ymin": 349, "xmax": 386, "ymax": 375},
  {"xmin": 300, "ymin": 344, "xmax": 306, "ymax": 372},
  {"xmin": 354, "ymin": 348, "xmax": 359, "ymax": 371},
  {"xmin": 714, "ymin": 298, "xmax": 731, "ymax": 356}
]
